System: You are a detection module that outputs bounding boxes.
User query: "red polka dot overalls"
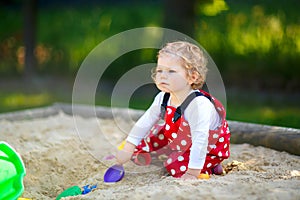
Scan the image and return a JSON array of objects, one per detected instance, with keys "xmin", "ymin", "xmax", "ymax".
[{"xmin": 132, "ymin": 90, "xmax": 230, "ymax": 177}]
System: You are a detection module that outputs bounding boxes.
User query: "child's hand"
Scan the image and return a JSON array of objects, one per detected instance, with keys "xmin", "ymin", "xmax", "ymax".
[
  {"xmin": 181, "ymin": 168, "xmax": 201, "ymax": 180},
  {"xmin": 181, "ymin": 173, "xmax": 197, "ymax": 180},
  {"xmin": 115, "ymin": 141, "xmax": 135, "ymax": 165}
]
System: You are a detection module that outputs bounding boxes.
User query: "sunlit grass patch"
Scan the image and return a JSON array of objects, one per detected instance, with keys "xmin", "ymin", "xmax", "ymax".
[
  {"xmin": 227, "ymin": 104, "xmax": 300, "ymax": 129},
  {"xmin": 0, "ymin": 92, "xmax": 53, "ymax": 112}
]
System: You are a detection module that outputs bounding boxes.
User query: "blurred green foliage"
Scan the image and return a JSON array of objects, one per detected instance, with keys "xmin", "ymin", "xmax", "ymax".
[
  {"xmin": 1, "ymin": 1, "xmax": 299, "ymax": 89},
  {"xmin": 0, "ymin": 3, "xmax": 163, "ymax": 76},
  {"xmin": 196, "ymin": 0, "xmax": 300, "ymax": 89}
]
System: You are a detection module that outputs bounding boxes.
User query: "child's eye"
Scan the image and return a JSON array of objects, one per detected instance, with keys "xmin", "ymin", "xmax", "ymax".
[
  {"xmin": 169, "ymin": 70, "xmax": 176, "ymax": 73},
  {"xmin": 156, "ymin": 69, "xmax": 163, "ymax": 73}
]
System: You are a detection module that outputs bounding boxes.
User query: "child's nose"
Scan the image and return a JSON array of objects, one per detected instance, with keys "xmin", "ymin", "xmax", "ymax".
[{"xmin": 160, "ymin": 71, "xmax": 168, "ymax": 78}]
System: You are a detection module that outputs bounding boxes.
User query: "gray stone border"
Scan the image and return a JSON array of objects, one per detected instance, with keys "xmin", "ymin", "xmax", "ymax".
[{"xmin": 0, "ymin": 103, "xmax": 299, "ymax": 156}]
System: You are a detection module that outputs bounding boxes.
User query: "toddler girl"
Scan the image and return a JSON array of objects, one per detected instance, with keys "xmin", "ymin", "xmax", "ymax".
[{"xmin": 116, "ymin": 41, "xmax": 230, "ymax": 180}]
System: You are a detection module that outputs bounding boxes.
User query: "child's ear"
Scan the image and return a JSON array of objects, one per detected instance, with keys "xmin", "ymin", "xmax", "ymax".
[{"xmin": 188, "ymin": 71, "xmax": 200, "ymax": 85}]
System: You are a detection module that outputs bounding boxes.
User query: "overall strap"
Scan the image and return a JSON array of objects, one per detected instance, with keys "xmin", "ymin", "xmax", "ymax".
[
  {"xmin": 160, "ymin": 91, "xmax": 211, "ymax": 122},
  {"xmin": 160, "ymin": 92, "xmax": 170, "ymax": 119}
]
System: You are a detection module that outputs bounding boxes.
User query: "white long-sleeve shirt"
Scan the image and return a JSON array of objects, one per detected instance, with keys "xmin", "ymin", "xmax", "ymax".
[{"xmin": 126, "ymin": 90, "xmax": 221, "ymax": 169}]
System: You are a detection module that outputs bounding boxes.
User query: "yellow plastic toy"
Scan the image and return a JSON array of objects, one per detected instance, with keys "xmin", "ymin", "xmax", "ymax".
[
  {"xmin": 117, "ymin": 140, "xmax": 126, "ymax": 150},
  {"xmin": 197, "ymin": 173, "xmax": 210, "ymax": 179},
  {"xmin": 0, "ymin": 141, "xmax": 26, "ymax": 200}
]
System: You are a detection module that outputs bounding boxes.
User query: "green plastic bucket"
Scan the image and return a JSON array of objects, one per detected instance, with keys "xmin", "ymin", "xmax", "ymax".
[{"xmin": 0, "ymin": 141, "xmax": 26, "ymax": 200}]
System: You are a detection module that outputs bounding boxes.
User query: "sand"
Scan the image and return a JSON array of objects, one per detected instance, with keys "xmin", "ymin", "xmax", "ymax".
[{"xmin": 1, "ymin": 112, "xmax": 300, "ymax": 200}]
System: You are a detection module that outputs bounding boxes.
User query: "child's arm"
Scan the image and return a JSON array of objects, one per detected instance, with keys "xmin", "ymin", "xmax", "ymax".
[
  {"xmin": 184, "ymin": 96, "xmax": 216, "ymax": 178},
  {"xmin": 115, "ymin": 92, "xmax": 163, "ymax": 165},
  {"xmin": 116, "ymin": 141, "xmax": 136, "ymax": 165}
]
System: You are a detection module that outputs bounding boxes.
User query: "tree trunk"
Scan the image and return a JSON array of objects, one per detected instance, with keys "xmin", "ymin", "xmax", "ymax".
[
  {"xmin": 23, "ymin": 0, "xmax": 37, "ymax": 79},
  {"xmin": 163, "ymin": 0, "xmax": 196, "ymax": 37}
]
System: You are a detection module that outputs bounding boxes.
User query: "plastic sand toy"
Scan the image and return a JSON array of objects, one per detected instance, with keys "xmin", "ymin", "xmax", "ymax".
[
  {"xmin": 56, "ymin": 186, "xmax": 82, "ymax": 200},
  {"xmin": 117, "ymin": 140, "xmax": 126, "ymax": 150},
  {"xmin": 133, "ymin": 150, "xmax": 152, "ymax": 166},
  {"xmin": 104, "ymin": 164, "xmax": 125, "ymax": 183},
  {"xmin": 82, "ymin": 184, "xmax": 97, "ymax": 194},
  {"xmin": 56, "ymin": 184, "xmax": 97, "ymax": 199},
  {"xmin": 0, "ymin": 141, "xmax": 26, "ymax": 200},
  {"xmin": 197, "ymin": 173, "xmax": 210, "ymax": 179},
  {"xmin": 212, "ymin": 164, "xmax": 223, "ymax": 175}
]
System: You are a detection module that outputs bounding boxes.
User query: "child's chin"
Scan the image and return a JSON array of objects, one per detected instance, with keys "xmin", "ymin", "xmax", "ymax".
[
  {"xmin": 157, "ymin": 85, "xmax": 171, "ymax": 93},
  {"xmin": 160, "ymin": 88, "xmax": 171, "ymax": 93}
]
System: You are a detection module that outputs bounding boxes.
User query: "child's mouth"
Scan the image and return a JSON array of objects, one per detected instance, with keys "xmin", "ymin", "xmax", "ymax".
[{"xmin": 159, "ymin": 82, "xmax": 169, "ymax": 86}]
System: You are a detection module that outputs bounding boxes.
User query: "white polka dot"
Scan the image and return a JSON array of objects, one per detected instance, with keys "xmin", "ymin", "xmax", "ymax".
[
  {"xmin": 224, "ymin": 143, "xmax": 228, "ymax": 149},
  {"xmin": 165, "ymin": 124, "xmax": 170, "ymax": 130},
  {"xmin": 171, "ymin": 132, "xmax": 177, "ymax": 138},
  {"xmin": 171, "ymin": 169, "xmax": 176, "ymax": 175},
  {"xmin": 178, "ymin": 156, "xmax": 184, "ymax": 161},
  {"xmin": 181, "ymin": 140, "xmax": 187, "ymax": 146},
  {"xmin": 213, "ymin": 134, "xmax": 218, "ymax": 138},
  {"xmin": 142, "ymin": 146, "xmax": 149, "ymax": 152},
  {"xmin": 221, "ymin": 129, "xmax": 224, "ymax": 134},
  {"xmin": 211, "ymin": 156, "xmax": 216, "ymax": 159},
  {"xmin": 182, "ymin": 122, "xmax": 188, "ymax": 126},
  {"xmin": 152, "ymin": 129, "xmax": 158, "ymax": 135},
  {"xmin": 146, "ymin": 137, "xmax": 151, "ymax": 143},
  {"xmin": 176, "ymin": 145, "xmax": 181, "ymax": 151},
  {"xmin": 153, "ymin": 142, "xmax": 159, "ymax": 147},
  {"xmin": 219, "ymin": 137, "xmax": 224, "ymax": 143},
  {"xmin": 207, "ymin": 163, "xmax": 212, "ymax": 168},
  {"xmin": 226, "ymin": 128, "xmax": 230, "ymax": 133},
  {"xmin": 226, "ymin": 151, "xmax": 229, "ymax": 156},
  {"xmin": 180, "ymin": 165, "xmax": 186, "ymax": 172},
  {"xmin": 158, "ymin": 134, "xmax": 164, "ymax": 140},
  {"xmin": 218, "ymin": 151, "xmax": 223, "ymax": 157},
  {"xmin": 167, "ymin": 158, "xmax": 172, "ymax": 164},
  {"xmin": 209, "ymin": 145, "xmax": 216, "ymax": 149},
  {"xmin": 167, "ymin": 108, "xmax": 172, "ymax": 115}
]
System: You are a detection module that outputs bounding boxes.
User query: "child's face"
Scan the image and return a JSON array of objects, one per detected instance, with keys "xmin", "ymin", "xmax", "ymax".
[{"xmin": 155, "ymin": 54, "xmax": 192, "ymax": 93}]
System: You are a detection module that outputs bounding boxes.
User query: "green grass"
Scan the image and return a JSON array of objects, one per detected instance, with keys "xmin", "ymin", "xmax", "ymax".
[
  {"xmin": 0, "ymin": 76, "xmax": 299, "ymax": 129},
  {"xmin": 227, "ymin": 103, "xmax": 300, "ymax": 129},
  {"xmin": 0, "ymin": 83, "xmax": 299, "ymax": 129},
  {"xmin": 0, "ymin": 92, "xmax": 53, "ymax": 113}
]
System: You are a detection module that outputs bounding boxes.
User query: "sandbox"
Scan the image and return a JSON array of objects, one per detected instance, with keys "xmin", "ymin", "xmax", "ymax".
[{"xmin": 1, "ymin": 104, "xmax": 299, "ymax": 199}]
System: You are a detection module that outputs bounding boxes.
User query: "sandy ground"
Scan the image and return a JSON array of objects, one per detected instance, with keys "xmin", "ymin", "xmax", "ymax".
[{"xmin": 1, "ymin": 112, "xmax": 300, "ymax": 200}]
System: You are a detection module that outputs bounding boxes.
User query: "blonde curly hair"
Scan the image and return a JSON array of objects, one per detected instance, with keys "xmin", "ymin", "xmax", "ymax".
[{"xmin": 152, "ymin": 41, "xmax": 208, "ymax": 89}]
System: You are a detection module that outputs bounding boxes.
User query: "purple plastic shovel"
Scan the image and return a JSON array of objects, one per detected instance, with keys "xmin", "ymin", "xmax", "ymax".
[{"xmin": 103, "ymin": 164, "xmax": 125, "ymax": 183}]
